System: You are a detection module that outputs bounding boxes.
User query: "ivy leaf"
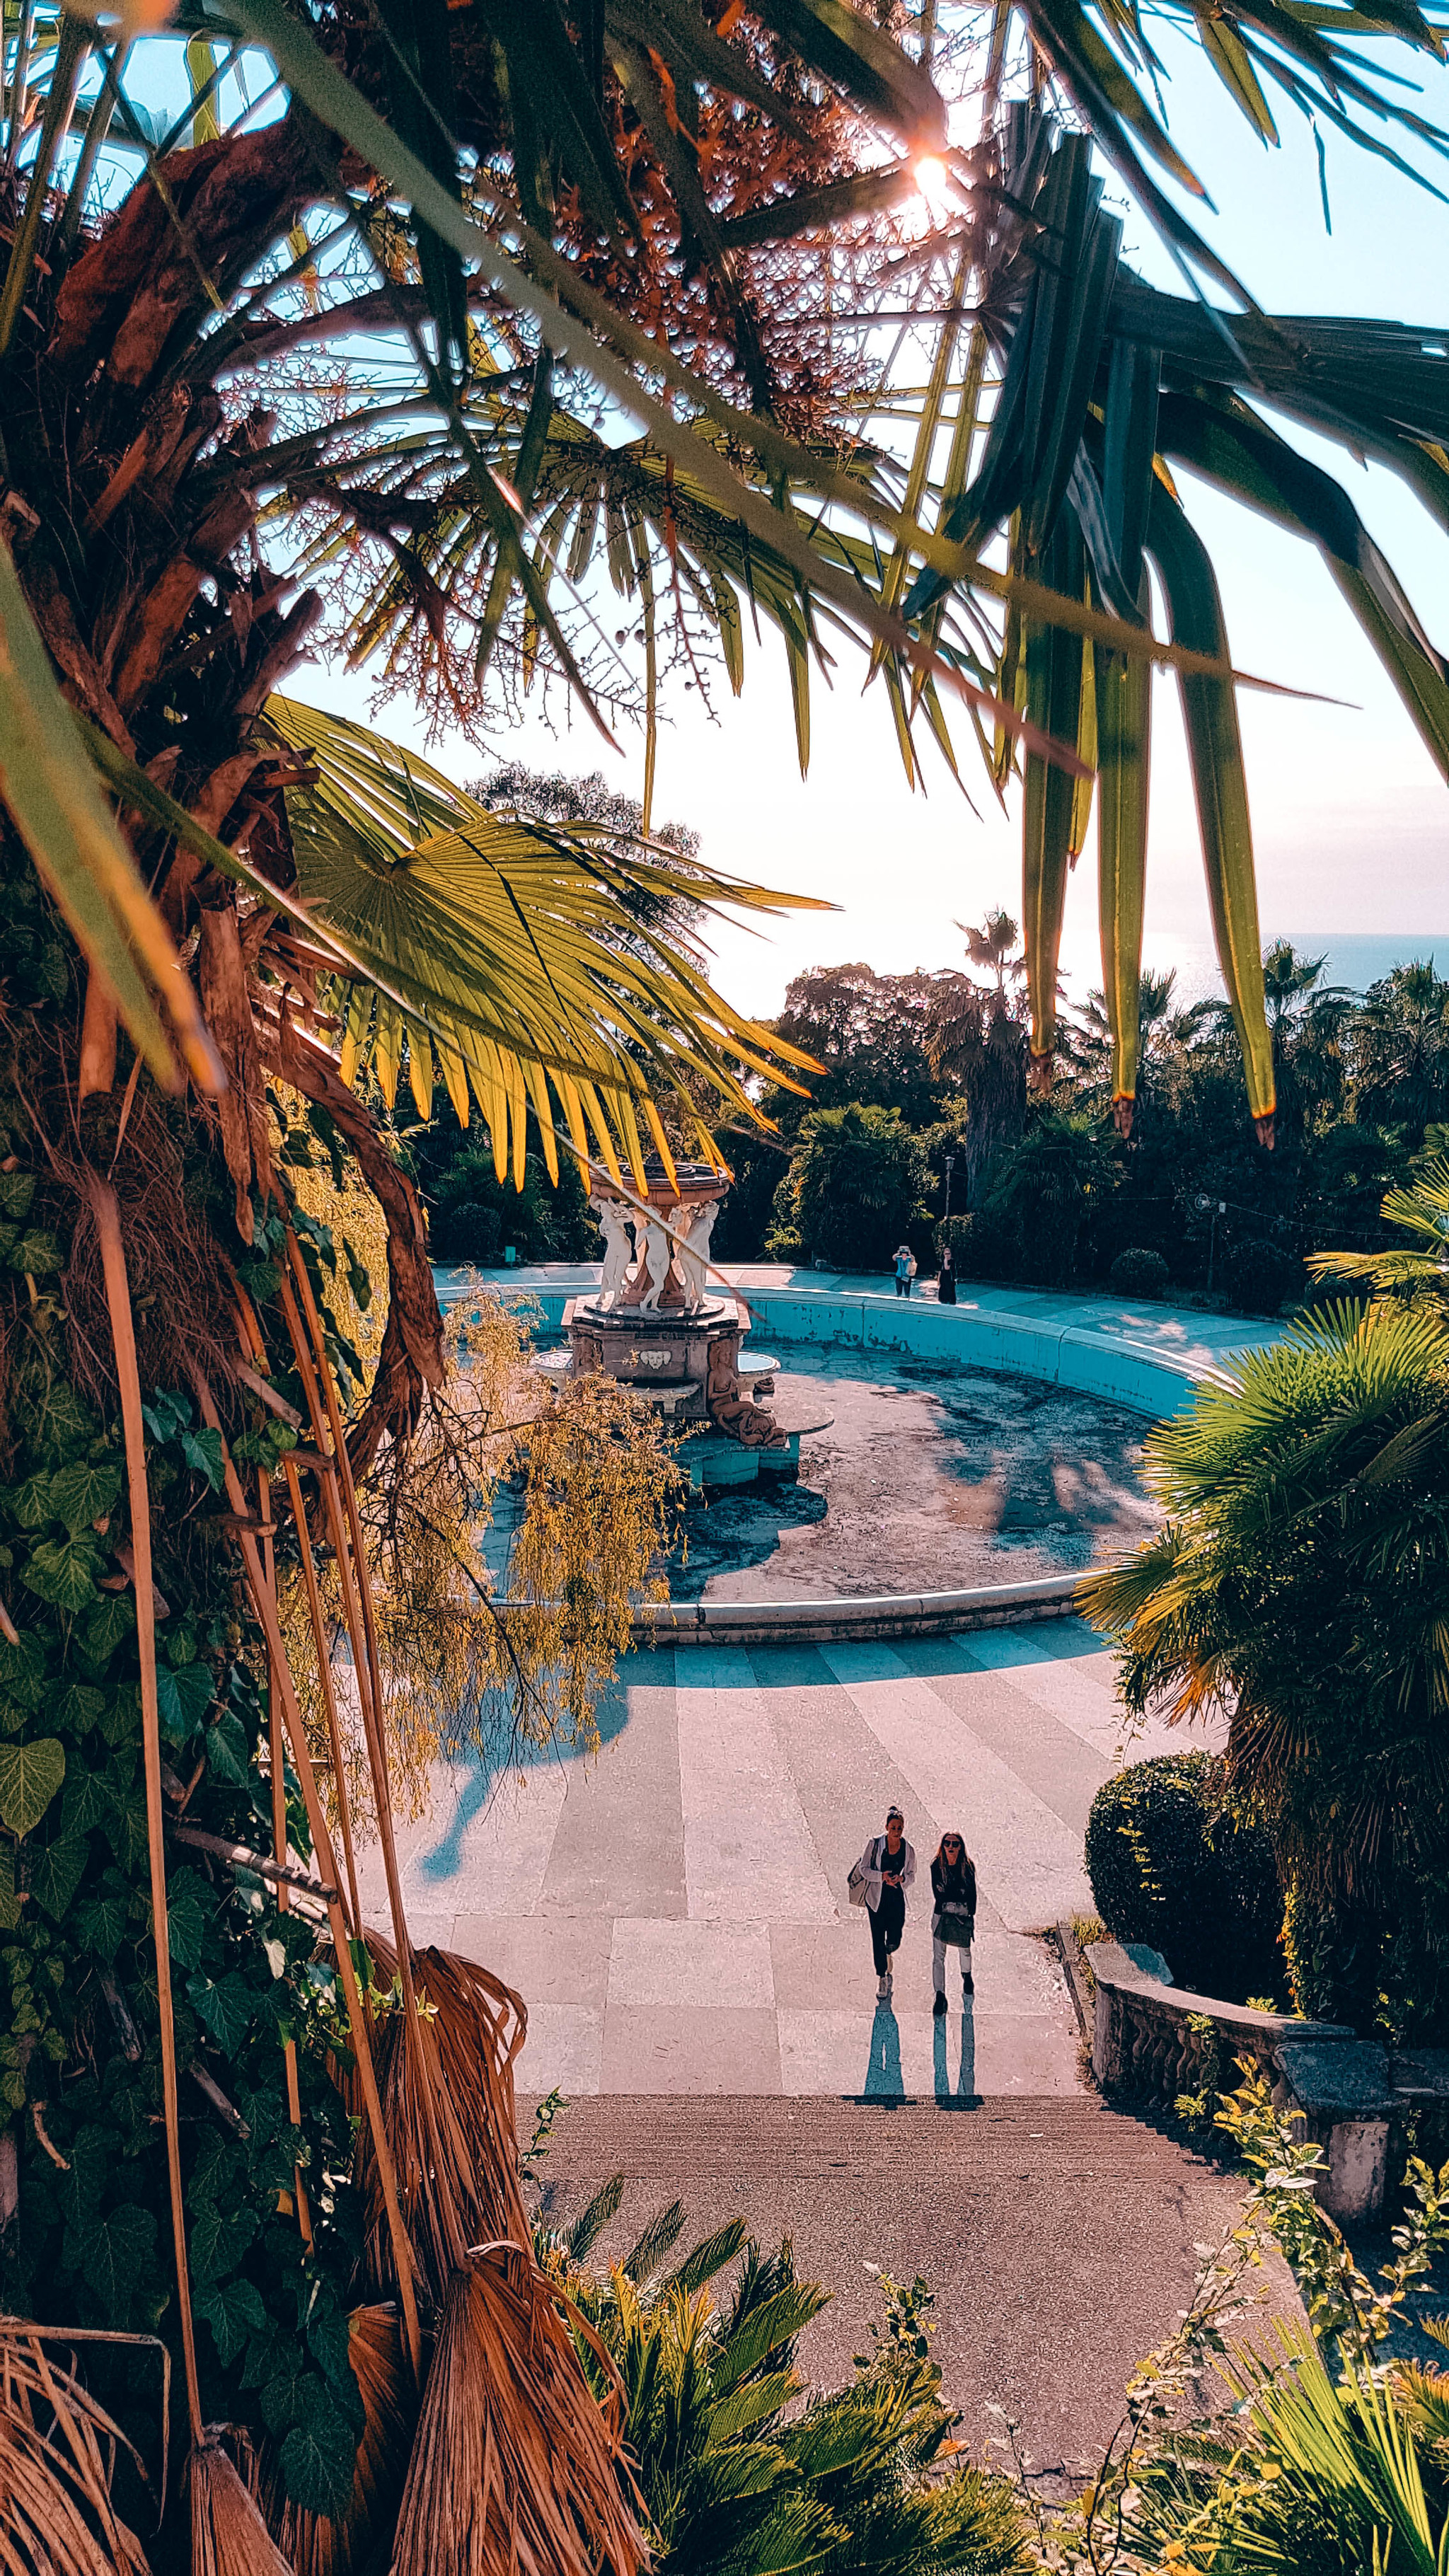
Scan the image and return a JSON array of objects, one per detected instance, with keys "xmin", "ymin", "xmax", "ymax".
[
  {"xmin": 156, "ymin": 1660, "xmax": 217, "ymax": 1745},
  {"xmin": 167, "ymin": 1878, "xmax": 212, "ymax": 1973},
  {"xmin": 0, "ymin": 1847, "xmax": 20, "ymax": 1931},
  {"xmin": 78, "ymin": 2205, "xmax": 157, "ymax": 2323},
  {"xmin": 11, "ymin": 1472, "xmax": 58, "ymax": 1529},
  {"xmin": 60, "ymin": 1763, "xmax": 115, "ymax": 1838},
  {"xmin": 0, "ymin": 1737, "xmax": 64, "ymax": 1833},
  {"xmin": 277, "ymin": 2376, "xmax": 361, "ymax": 2519},
  {"xmin": 0, "ymin": 1630, "xmax": 47, "ymax": 1712},
  {"xmin": 187, "ymin": 1973, "xmax": 255, "ymax": 2055},
  {"xmin": 33, "ymin": 1382, "xmax": 98, "ymax": 1467},
  {"xmin": 23, "ymin": 1535, "xmax": 104, "ymax": 1612},
  {"xmin": 103, "ymin": 1789, "xmax": 149, "ymax": 1875},
  {"xmin": 195, "ymin": 2275, "xmax": 267, "ymax": 2368},
  {"xmin": 141, "ymin": 1391, "xmax": 190, "ymax": 1443},
  {"xmin": 178, "ymin": 1428, "xmax": 225, "ymax": 1494},
  {"xmin": 54, "ymin": 1683, "xmax": 105, "ymax": 1738},
  {"xmin": 258, "ymin": 2343, "xmax": 311, "ymax": 2434},
  {"xmin": 0, "ymin": 1170, "xmax": 35, "ymax": 1223},
  {"xmin": 73, "ymin": 1884, "xmax": 130, "ymax": 1960},
  {"xmin": 48, "ymin": 1459, "xmax": 123, "ymax": 1534},
  {"xmin": 205, "ymin": 1710, "xmax": 249, "ymax": 1785},
  {"xmin": 28, "ymin": 1832, "xmax": 89, "ymax": 1920},
  {"xmin": 307, "ymin": 2299, "xmax": 354, "ymax": 2388},
  {"xmin": 80, "ymin": 1595, "xmax": 135, "ymax": 1666},
  {"xmin": 99, "ymin": 1685, "xmax": 140, "ymax": 1750},
  {"xmin": 343, "ymin": 1238, "xmax": 373, "ymax": 1314},
  {"xmin": 8, "ymin": 1229, "xmax": 62, "ymax": 1276},
  {"xmin": 190, "ymin": 2199, "xmax": 258, "ymax": 2283}
]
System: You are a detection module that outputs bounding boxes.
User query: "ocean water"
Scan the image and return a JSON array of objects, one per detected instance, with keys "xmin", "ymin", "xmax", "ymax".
[{"xmin": 1124, "ymin": 930, "xmax": 1446, "ymax": 1008}]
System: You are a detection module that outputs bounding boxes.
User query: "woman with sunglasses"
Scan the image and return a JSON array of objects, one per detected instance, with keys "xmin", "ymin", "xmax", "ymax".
[{"xmin": 930, "ymin": 1831, "xmax": 976, "ymax": 2014}]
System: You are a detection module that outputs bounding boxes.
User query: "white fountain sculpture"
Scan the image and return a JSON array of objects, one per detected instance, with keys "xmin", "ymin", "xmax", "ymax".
[
  {"xmin": 591, "ymin": 1195, "xmax": 636, "ymax": 1309},
  {"xmin": 675, "ymin": 1197, "xmax": 720, "ymax": 1312},
  {"xmin": 634, "ymin": 1211, "xmax": 674, "ymax": 1312}
]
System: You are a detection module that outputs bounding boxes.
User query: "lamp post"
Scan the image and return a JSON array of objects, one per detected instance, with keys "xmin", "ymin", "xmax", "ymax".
[
  {"xmin": 943, "ymin": 1152, "xmax": 955, "ymax": 1225},
  {"xmin": 1195, "ymin": 1195, "xmax": 1227, "ymax": 1293}
]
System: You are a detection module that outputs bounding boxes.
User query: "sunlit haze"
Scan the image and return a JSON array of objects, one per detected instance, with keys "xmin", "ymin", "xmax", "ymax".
[{"xmin": 292, "ymin": 41, "xmax": 1449, "ymax": 1021}]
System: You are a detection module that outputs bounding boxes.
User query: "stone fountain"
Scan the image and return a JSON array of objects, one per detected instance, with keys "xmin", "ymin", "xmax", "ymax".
[{"xmin": 555, "ymin": 1159, "xmax": 831, "ymax": 1489}]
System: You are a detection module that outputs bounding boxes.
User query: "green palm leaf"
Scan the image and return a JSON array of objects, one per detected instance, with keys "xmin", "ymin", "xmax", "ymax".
[{"xmin": 265, "ymin": 695, "xmax": 825, "ymax": 1182}]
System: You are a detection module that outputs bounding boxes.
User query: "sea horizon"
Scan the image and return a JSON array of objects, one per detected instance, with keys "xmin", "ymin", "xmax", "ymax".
[{"xmin": 1083, "ymin": 928, "xmax": 1446, "ymax": 1010}]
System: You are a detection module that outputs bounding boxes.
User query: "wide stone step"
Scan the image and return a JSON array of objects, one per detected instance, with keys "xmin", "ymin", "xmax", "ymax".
[
  {"xmin": 520, "ymin": 2093, "xmax": 1302, "ymax": 2485},
  {"xmin": 526, "ymin": 2092, "xmax": 1197, "ymax": 2181}
]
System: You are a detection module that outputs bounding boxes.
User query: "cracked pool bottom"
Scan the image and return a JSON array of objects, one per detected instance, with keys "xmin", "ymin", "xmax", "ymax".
[{"xmin": 662, "ymin": 1339, "xmax": 1158, "ymax": 1602}]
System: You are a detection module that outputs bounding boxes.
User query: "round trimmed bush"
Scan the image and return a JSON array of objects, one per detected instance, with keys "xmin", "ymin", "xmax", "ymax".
[
  {"xmin": 1222, "ymin": 1235, "xmax": 1301, "ymax": 1315},
  {"xmin": 1109, "ymin": 1247, "xmax": 1170, "ymax": 1300},
  {"xmin": 1085, "ymin": 1752, "xmax": 1284, "ymax": 2004}
]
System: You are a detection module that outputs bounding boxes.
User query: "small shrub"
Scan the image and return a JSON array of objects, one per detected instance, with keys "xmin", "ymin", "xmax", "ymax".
[
  {"xmin": 1109, "ymin": 1247, "xmax": 1170, "ymax": 1300},
  {"xmin": 1221, "ymin": 1235, "xmax": 1302, "ymax": 1315},
  {"xmin": 1085, "ymin": 1752, "xmax": 1284, "ymax": 2004}
]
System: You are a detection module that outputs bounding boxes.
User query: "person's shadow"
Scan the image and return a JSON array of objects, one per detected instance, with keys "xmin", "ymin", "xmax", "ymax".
[
  {"xmin": 933, "ymin": 1999, "xmax": 978, "ymax": 2108},
  {"xmin": 861, "ymin": 2002, "xmax": 904, "ymax": 2101}
]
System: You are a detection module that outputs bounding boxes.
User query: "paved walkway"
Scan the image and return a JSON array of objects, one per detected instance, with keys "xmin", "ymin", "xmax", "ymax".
[{"xmin": 364, "ymin": 1619, "xmax": 1208, "ymax": 2103}]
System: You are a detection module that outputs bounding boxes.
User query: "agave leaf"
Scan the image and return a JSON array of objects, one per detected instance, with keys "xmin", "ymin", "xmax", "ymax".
[
  {"xmin": 1095, "ymin": 586, "xmax": 1153, "ymax": 1120},
  {"xmin": 1145, "ymin": 485, "xmax": 1276, "ymax": 1131},
  {"xmin": 1021, "ymin": 518, "xmax": 1087, "ymax": 1074}
]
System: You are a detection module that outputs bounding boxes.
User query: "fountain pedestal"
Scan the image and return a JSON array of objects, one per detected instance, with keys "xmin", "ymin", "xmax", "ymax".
[{"xmin": 551, "ymin": 1159, "xmax": 831, "ymax": 1490}]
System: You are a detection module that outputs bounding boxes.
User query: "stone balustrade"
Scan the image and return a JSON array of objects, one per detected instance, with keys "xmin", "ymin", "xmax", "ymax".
[{"xmin": 1087, "ymin": 1939, "xmax": 1412, "ymax": 2222}]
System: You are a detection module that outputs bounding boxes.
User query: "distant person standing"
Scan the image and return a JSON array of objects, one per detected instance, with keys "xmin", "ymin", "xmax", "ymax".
[
  {"xmin": 936, "ymin": 1246, "xmax": 957, "ymax": 1305},
  {"xmin": 853, "ymin": 1806, "xmax": 916, "ymax": 1998},
  {"xmin": 893, "ymin": 1243, "xmax": 917, "ymax": 1299},
  {"xmin": 930, "ymin": 1830, "xmax": 976, "ymax": 2013}
]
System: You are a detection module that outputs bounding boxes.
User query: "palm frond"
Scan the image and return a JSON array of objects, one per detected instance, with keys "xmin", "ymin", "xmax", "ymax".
[{"xmin": 266, "ymin": 695, "xmax": 825, "ymax": 1179}]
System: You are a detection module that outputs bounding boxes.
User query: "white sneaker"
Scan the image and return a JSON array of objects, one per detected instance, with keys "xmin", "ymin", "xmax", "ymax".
[{"xmin": 877, "ymin": 1973, "xmax": 889, "ymax": 2001}]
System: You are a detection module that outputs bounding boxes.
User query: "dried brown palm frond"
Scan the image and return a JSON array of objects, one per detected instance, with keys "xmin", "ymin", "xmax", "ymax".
[
  {"xmin": 355, "ymin": 1939, "xmax": 529, "ymax": 2306},
  {"xmin": 390, "ymin": 2249, "xmax": 643, "ymax": 2576},
  {"xmin": 0, "ymin": 2323, "xmax": 151, "ymax": 2576},
  {"xmin": 190, "ymin": 2439, "xmax": 294, "ymax": 2576},
  {"xmin": 262, "ymin": 2307, "xmax": 415, "ymax": 2576}
]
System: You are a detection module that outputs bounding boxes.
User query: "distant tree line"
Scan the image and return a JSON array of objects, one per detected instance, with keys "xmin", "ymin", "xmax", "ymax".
[
  {"xmin": 720, "ymin": 925, "xmax": 1449, "ymax": 1313},
  {"xmin": 415, "ymin": 836, "xmax": 1449, "ymax": 1315}
]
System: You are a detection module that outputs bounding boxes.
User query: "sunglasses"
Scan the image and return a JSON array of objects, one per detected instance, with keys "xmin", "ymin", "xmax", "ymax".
[{"xmin": 943, "ymin": 1837, "xmax": 962, "ymax": 1849}]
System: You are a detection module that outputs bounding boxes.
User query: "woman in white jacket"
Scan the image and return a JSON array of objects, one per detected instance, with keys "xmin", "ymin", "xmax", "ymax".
[{"xmin": 856, "ymin": 1806, "xmax": 916, "ymax": 1999}]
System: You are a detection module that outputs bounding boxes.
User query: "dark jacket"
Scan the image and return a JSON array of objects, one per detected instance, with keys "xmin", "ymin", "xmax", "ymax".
[{"xmin": 930, "ymin": 1852, "xmax": 976, "ymax": 1917}]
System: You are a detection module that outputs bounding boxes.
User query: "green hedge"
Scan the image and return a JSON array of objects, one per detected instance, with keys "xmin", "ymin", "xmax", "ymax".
[{"xmin": 1085, "ymin": 1753, "xmax": 1285, "ymax": 2005}]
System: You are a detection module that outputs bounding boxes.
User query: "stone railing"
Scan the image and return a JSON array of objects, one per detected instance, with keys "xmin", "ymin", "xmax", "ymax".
[{"xmin": 1085, "ymin": 1939, "xmax": 1443, "ymax": 2222}]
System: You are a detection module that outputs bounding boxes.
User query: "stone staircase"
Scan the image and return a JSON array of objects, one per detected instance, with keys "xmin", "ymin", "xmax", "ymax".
[{"xmin": 524, "ymin": 2094, "xmax": 1303, "ymax": 2476}]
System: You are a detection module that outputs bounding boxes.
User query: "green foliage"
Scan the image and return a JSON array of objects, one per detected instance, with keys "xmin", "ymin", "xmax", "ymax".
[
  {"xmin": 1018, "ymin": 2064, "xmax": 1449, "ymax": 2572},
  {"xmin": 711, "ymin": 945, "xmax": 1449, "ymax": 1322},
  {"xmin": 1221, "ymin": 1231, "xmax": 1302, "ymax": 1315},
  {"xmin": 1084, "ymin": 1752, "xmax": 1284, "ymax": 2005},
  {"xmin": 541, "ymin": 2195, "xmax": 1032, "ymax": 2576},
  {"xmin": 0, "ymin": 1147, "xmax": 365, "ymax": 2516},
  {"xmin": 982, "ymin": 1111, "xmax": 1114, "ymax": 1288},
  {"xmin": 1083, "ymin": 1300, "xmax": 1449, "ymax": 2041},
  {"xmin": 1107, "ymin": 1247, "xmax": 1168, "ymax": 1299},
  {"xmin": 768, "ymin": 1102, "xmax": 930, "ymax": 1272},
  {"xmin": 419, "ymin": 1134, "xmax": 594, "ymax": 1266}
]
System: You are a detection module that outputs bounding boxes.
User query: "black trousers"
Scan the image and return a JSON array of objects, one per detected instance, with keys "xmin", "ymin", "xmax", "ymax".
[{"xmin": 870, "ymin": 1885, "xmax": 906, "ymax": 1975}]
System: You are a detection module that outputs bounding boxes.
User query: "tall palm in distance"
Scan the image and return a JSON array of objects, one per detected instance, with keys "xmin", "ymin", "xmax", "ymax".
[
  {"xmin": 926, "ymin": 913, "xmax": 1029, "ymax": 1207},
  {"xmin": 1353, "ymin": 961, "xmax": 1449, "ymax": 1134},
  {"xmin": 1196, "ymin": 941, "xmax": 1357, "ymax": 1140}
]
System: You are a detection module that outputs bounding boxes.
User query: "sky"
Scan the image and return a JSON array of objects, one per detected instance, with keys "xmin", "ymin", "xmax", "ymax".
[{"xmin": 275, "ymin": 26, "xmax": 1449, "ymax": 1021}]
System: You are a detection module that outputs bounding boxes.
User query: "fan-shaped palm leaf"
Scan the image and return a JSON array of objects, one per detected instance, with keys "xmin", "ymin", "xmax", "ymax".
[{"xmin": 265, "ymin": 695, "xmax": 826, "ymax": 1183}]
